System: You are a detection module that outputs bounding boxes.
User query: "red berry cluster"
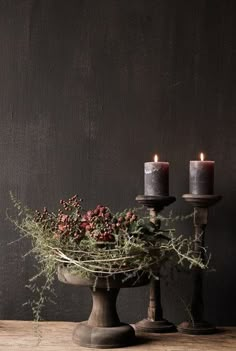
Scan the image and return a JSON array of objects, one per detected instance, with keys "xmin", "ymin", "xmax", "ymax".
[
  {"xmin": 115, "ymin": 211, "xmax": 138, "ymax": 228},
  {"xmin": 34, "ymin": 207, "xmax": 56, "ymax": 231},
  {"xmin": 57, "ymin": 195, "xmax": 84, "ymax": 240},
  {"xmin": 59, "ymin": 195, "xmax": 82, "ymax": 211},
  {"xmin": 81, "ymin": 207, "xmax": 138, "ymax": 242},
  {"xmin": 34, "ymin": 195, "xmax": 139, "ymax": 243},
  {"xmin": 81, "ymin": 205, "xmax": 114, "ymax": 242}
]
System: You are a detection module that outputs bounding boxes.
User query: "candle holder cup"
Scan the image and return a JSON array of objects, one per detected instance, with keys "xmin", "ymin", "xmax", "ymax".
[
  {"xmin": 178, "ymin": 194, "xmax": 222, "ymax": 335},
  {"xmin": 135, "ymin": 195, "xmax": 177, "ymax": 333}
]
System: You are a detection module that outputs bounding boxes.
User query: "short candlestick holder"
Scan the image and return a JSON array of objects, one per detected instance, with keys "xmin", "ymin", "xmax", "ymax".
[
  {"xmin": 135, "ymin": 194, "xmax": 177, "ymax": 333},
  {"xmin": 178, "ymin": 194, "xmax": 222, "ymax": 335}
]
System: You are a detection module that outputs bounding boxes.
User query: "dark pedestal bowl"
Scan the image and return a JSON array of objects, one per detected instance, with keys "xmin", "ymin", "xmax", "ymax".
[{"xmin": 58, "ymin": 266, "xmax": 149, "ymax": 348}]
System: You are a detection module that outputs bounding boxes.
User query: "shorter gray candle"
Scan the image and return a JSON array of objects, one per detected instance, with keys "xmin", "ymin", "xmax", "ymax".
[{"xmin": 144, "ymin": 162, "xmax": 169, "ymax": 196}]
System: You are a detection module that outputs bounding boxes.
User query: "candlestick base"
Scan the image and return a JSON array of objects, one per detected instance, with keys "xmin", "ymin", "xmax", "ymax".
[
  {"xmin": 135, "ymin": 318, "xmax": 176, "ymax": 333},
  {"xmin": 178, "ymin": 321, "xmax": 216, "ymax": 335}
]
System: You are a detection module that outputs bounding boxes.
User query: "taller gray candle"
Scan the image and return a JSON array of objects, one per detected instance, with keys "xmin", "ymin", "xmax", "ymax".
[
  {"xmin": 144, "ymin": 155, "xmax": 169, "ymax": 196},
  {"xmin": 189, "ymin": 153, "xmax": 214, "ymax": 195}
]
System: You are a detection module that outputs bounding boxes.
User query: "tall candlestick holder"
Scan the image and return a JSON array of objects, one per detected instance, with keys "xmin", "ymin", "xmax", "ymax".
[
  {"xmin": 178, "ymin": 194, "xmax": 222, "ymax": 335},
  {"xmin": 135, "ymin": 194, "xmax": 176, "ymax": 333}
]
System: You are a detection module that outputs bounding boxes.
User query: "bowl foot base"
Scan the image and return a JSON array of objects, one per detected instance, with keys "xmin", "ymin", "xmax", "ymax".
[
  {"xmin": 73, "ymin": 321, "xmax": 135, "ymax": 348},
  {"xmin": 135, "ymin": 318, "xmax": 176, "ymax": 333},
  {"xmin": 178, "ymin": 321, "xmax": 217, "ymax": 335}
]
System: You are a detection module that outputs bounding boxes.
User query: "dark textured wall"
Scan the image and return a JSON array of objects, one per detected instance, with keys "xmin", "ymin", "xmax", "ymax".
[{"xmin": 0, "ymin": 0, "xmax": 235, "ymax": 325}]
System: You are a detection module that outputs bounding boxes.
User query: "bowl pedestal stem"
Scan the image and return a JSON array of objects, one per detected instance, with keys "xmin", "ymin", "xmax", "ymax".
[{"xmin": 73, "ymin": 287, "xmax": 135, "ymax": 348}]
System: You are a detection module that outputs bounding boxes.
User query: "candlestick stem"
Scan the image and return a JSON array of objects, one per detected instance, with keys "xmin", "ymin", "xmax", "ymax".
[
  {"xmin": 134, "ymin": 195, "xmax": 176, "ymax": 333},
  {"xmin": 148, "ymin": 277, "xmax": 163, "ymax": 321},
  {"xmin": 147, "ymin": 208, "xmax": 163, "ymax": 321},
  {"xmin": 191, "ymin": 207, "xmax": 207, "ymax": 323},
  {"xmin": 149, "ymin": 208, "xmax": 158, "ymax": 225}
]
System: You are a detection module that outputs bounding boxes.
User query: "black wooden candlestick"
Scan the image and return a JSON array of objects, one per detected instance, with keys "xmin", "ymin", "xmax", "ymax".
[
  {"xmin": 135, "ymin": 194, "xmax": 176, "ymax": 333},
  {"xmin": 178, "ymin": 194, "xmax": 222, "ymax": 335}
]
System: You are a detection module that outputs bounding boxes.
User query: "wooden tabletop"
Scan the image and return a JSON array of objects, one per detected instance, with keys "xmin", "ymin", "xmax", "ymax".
[{"xmin": 0, "ymin": 321, "xmax": 235, "ymax": 351}]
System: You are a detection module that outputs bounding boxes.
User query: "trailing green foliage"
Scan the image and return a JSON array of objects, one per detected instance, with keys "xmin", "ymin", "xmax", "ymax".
[{"xmin": 8, "ymin": 192, "xmax": 209, "ymax": 321}]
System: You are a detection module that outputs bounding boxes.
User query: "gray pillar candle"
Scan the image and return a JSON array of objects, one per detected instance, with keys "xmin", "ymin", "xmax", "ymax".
[
  {"xmin": 189, "ymin": 153, "xmax": 214, "ymax": 195},
  {"xmin": 144, "ymin": 155, "xmax": 169, "ymax": 196}
]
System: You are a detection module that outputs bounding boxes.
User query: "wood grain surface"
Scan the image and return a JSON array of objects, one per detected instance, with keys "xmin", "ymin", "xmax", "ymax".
[{"xmin": 0, "ymin": 321, "xmax": 235, "ymax": 351}]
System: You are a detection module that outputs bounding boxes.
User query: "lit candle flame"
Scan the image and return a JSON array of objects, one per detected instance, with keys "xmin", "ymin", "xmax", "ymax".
[
  {"xmin": 154, "ymin": 154, "xmax": 158, "ymax": 162},
  {"xmin": 200, "ymin": 152, "xmax": 204, "ymax": 161}
]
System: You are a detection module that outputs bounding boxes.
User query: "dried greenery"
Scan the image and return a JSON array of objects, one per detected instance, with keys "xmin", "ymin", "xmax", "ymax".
[{"xmin": 8, "ymin": 192, "xmax": 209, "ymax": 321}]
